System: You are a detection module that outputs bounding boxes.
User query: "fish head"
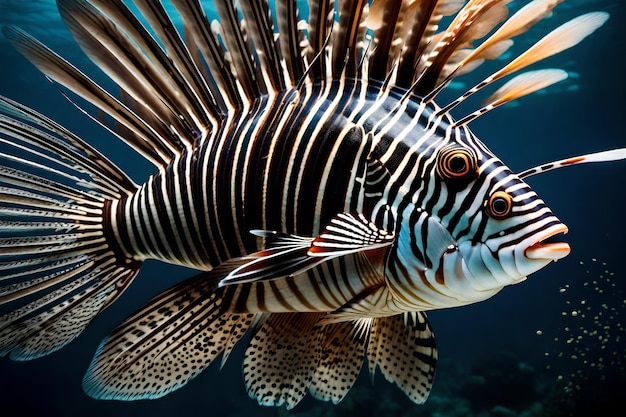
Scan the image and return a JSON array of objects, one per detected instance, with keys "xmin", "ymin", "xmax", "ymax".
[{"xmin": 385, "ymin": 124, "xmax": 570, "ymax": 309}]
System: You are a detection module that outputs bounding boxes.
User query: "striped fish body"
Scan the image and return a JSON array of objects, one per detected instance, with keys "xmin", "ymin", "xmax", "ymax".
[
  {"xmin": 109, "ymin": 81, "xmax": 425, "ymax": 260},
  {"xmin": 106, "ymin": 75, "xmax": 565, "ymax": 318},
  {"xmin": 108, "ymin": 81, "xmax": 385, "ymax": 269},
  {"xmin": 1, "ymin": 0, "xmax": 623, "ymax": 410}
]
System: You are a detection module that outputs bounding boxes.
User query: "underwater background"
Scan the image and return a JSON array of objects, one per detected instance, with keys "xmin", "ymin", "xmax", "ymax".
[{"xmin": 0, "ymin": 1, "xmax": 624, "ymax": 416}]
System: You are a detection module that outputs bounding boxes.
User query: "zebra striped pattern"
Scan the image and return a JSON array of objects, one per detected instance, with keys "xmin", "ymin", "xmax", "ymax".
[
  {"xmin": 103, "ymin": 70, "xmax": 565, "ymax": 314},
  {"xmin": 0, "ymin": 0, "xmax": 611, "ymax": 408}
]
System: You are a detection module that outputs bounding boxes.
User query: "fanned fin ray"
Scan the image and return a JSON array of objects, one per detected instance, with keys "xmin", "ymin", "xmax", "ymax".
[
  {"xmin": 128, "ymin": 0, "xmax": 221, "ymax": 126},
  {"xmin": 239, "ymin": 0, "xmax": 287, "ymax": 92},
  {"xmin": 214, "ymin": 0, "xmax": 265, "ymax": 100},
  {"xmin": 309, "ymin": 319, "xmax": 367, "ymax": 404},
  {"xmin": 0, "ymin": 97, "xmax": 140, "ymax": 360},
  {"xmin": 332, "ymin": 0, "xmax": 368, "ymax": 78},
  {"xmin": 8, "ymin": 0, "xmax": 603, "ymax": 137},
  {"xmin": 3, "ymin": 25, "xmax": 173, "ymax": 166},
  {"xmin": 395, "ymin": 0, "xmax": 464, "ymax": 89},
  {"xmin": 416, "ymin": 0, "xmax": 511, "ymax": 95},
  {"xmin": 367, "ymin": 312, "xmax": 437, "ymax": 404},
  {"xmin": 458, "ymin": 0, "xmax": 565, "ymax": 74},
  {"xmin": 276, "ymin": 0, "xmax": 306, "ymax": 84},
  {"xmin": 243, "ymin": 312, "xmax": 324, "ymax": 409},
  {"xmin": 307, "ymin": 0, "xmax": 335, "ymax": 80},
  {"xmin": 455, "ymin": 68, "xmax": 568, "ymax": 125},
  {"xmin": 171, "ymin": 0, "xmax": 243, "ymax": 111},
  {"xmin": 358, "ymin": 1, "xmax": 608, "ymax": 122},
  {"xmin": 438, "ymin": 10, "xmax": 609, "ymax": 116},
  {"xmin": 58, "ymin": 0, "xmax": 218, "ymax": 143},
  {"xmin": 219, "ymin": 212, "xmax": 393, "ymax": 286},
  {"xmin": 83, "ymin": 271, "xmax": 255, "ymax": 400}
]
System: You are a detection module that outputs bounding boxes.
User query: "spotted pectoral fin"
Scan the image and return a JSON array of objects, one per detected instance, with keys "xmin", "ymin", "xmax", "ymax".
[
  {"xmin": 243, "ymin": 312, "xmax": 324, "ymax": 409},
  {"xmin": 218, "ymin": 212, "xmax": 395, "ymax": 286},
  {"xmin": 367, "ymin": 312, "xmax": 437, "ymax": 404},
  {"xmin": 243, "ymin": 312, "xmax": 369, "ymax": 409},
  {"xmin": 82, "ymin": 270, "xmax": 255, "ymax": 400}
]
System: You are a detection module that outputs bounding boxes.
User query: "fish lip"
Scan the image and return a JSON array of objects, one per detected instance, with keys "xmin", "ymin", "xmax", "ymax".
[{"xmin": 524, "ymin": 224, "xmax": 570, "ymax": 261}]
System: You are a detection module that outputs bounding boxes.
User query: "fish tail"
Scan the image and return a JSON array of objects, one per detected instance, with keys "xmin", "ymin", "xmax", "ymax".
[{"xmin": 0, "ymin": 95, "xmax": 140, "ymax": 360}]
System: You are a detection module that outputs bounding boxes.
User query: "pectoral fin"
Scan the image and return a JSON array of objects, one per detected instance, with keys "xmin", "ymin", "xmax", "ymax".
[
  {"xmin": 219, "ymin": 212, "xmax": 395, "ymax": 287},
  {"xmin": 308, "ymin": 212, "xmax": 395, "ymax": 256},
  {"xmin": 367, "ymin": 312, "xmax": 437, "ymax": 404}
]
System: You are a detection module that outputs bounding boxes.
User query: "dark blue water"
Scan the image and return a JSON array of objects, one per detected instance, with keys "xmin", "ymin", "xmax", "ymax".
[{"xmin": 0, "ymin": 1, "xmax": 624, "ymax": 416}]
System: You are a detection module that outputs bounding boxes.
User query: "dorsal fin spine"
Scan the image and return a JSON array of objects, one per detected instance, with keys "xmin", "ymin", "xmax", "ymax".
[
  {"xmin": 332, "ymin": 0, "xmax": 369, "ymax": 79},
  {"xmin": 130, "ymin": 0, "xmax": 221, "ymax": 129},
  {"xmin": 307, "ymin": 0, "xmax": 335, "ymax": 81},
  {"xmin": 367, "ymin": 0, "xmax": 403, "ymax": 82},
  {"xmin": 214, "ymin": 0, "xmax": 265, "ymax": 101},
  {"xmin": 171, "ymin": 0, "xmax": 245, "ymax": 112},
  {"xmin": 239, "ymin": 0, "xmax": 287, "ymax": 93},
  {"xmin": 276, "ymin": 0, "xmax": 306, "ymax": 85}
]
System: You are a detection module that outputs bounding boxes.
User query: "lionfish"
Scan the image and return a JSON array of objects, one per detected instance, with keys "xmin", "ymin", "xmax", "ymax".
[{"xmin": 0, "ymin": 0, "xmax": 624, "ymax": 409}]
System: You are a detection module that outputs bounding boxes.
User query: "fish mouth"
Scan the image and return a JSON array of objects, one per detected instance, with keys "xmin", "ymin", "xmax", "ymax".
[{"xmin": 525, "ymin": 224, "xmax": 570, "ymax": 261}]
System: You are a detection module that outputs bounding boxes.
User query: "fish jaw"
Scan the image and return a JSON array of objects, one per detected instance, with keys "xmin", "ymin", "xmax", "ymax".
[{"xmin": 524, "ymin": 224, "xmax": 570, "ymax": 261}]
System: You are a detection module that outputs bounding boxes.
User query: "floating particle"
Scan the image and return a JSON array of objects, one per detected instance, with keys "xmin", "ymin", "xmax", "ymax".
[
  {"xmin": 545, "ymin": 258, "xmax": 626, "ymax": 394},
  {"xmin": 536, "ymin": 330, "xmax": 543, "ymax": 336}
]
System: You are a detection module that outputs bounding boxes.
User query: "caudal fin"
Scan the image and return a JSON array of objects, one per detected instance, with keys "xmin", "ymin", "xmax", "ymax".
[{"xmin": 0, "ymin": 96, "xmax": 139, "ymax": 360}]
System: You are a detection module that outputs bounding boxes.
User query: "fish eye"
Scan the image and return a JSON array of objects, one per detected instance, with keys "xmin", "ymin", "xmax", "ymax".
[
  {"xmin": 487, "ymin": 191, "xmax": 513, "ymax": 219},
  {"xmin": 436, "ymin": 145, "xmax": 478, "ymax": 182}
]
